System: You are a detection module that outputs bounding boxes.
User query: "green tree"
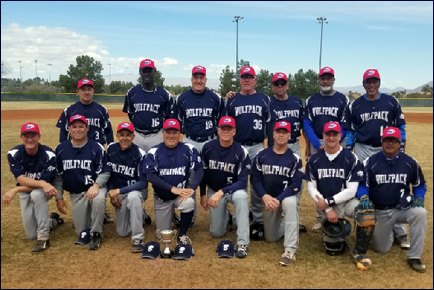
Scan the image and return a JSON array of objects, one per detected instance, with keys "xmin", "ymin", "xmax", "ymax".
[
  {"xmin": 136, "ymin": 69, "xmax": 165, "ymax": 87},
  {"xmin": 288, "ymin": 69, "xmax": 318, "ymax": 99},
  {"xmin": 421, "ymin": 84, "xmax": 433, "ymax": 96},
  {"xmin": 255, "ymin": 69, "xmax": 273, "ymax": 96},
  {"xmin": 219, "ymin": 65, "xmax": 236, "ymax": 97},
  {"xmin": 59, "ymin": 55, "xmax": 105, "ymax": 93}
]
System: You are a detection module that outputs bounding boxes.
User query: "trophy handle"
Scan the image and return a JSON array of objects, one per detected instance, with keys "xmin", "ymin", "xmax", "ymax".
[{"xmin": 173, "ymin": 229, "xmax": 177, "ymax": 237}]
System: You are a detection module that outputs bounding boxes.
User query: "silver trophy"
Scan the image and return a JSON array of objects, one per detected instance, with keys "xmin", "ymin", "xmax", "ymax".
[{"xmin": 156, "ymin": 229, "xmax": 177, "ymax": 258}]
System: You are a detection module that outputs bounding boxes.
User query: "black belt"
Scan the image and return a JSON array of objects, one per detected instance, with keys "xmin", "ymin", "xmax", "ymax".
[
  {"xmin": 185, "ymin": 134, "xmax": 215, "ymax": 143},
  {"xmin": 375, "ymin": 206, "xmax": 393, "ymax": 210},
  {"xmin": 288, "ymin": 139, "xmax": 297, "ymax": 144},
  {"xmin": 135, "ymin": 128, "xmax": 160, "ymax": 135},
  {"xmin": 242, "ymin": 141, "xmax": 260, "ymax": 146}
]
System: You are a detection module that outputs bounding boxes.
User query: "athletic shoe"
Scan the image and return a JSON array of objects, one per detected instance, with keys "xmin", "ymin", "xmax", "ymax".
[
  {"xmin": 407, "ymin": 258, "xmax": 426, "ymax": 273},
  {"xmin": 299, "ymin": 223, "xmax": 307, "ymax": 233},
  {"xmin": 279, "ymin": 251, "xmax": 296, "ymax": 266},
  {"xmin": 32, "ymin": 239, "xmax": 50, "ymax": 252},
  {"xmin": 103, "ymin": 213, "xmax": 113, "ymax": 224},
  {"xmin": 352, "ymin": 249, "xmax": 372, "ymax": 270},
  {"xmin": 131, "ymin": 239, "xmax": 144, "ymax": 253},
  {"xmin": 172, "ymin": 213, "xmax": 181, "ymax": 228},
  {"xmin": 236, "ymin": 245, "xmax": 248, "ymax": 259},
  {"xmin": 312, "ymin": 221, "xmax": 322, "ymax": 232},
  {"xmin": 177, "ymin": 235, "xmax": 192, "ymax": 245},
  {"xmin": 89, "ymin": 232, "xmax": 101, "ymax": 250},
  {"xmin": 188, "ymin": 220, "xmax": 195, "ymax": 231},
  {"xmin": 49, "ymin": 218, "xmax": 57, "ymax": 231},
  {"xmin": 50, "ymin": 212, "xmax": 64, "ymax": 225},
  {"xmin": 394, "ymin": 235, "xmax": 410, "ymax": 250},
  {"xmin": 143, "ymin": 209, "xmax": 152, "ymax": 225}
]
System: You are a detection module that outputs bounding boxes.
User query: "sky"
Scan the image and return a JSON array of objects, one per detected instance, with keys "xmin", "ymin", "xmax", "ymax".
[{"xmin": 1, "ymin": 1, "xmax": 433, "ymax": 91}]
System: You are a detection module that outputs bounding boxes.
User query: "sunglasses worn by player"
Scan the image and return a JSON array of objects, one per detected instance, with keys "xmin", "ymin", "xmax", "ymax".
[{"xmin": 273, "ymin": 80, "xmax": 287, "ymax": 87}]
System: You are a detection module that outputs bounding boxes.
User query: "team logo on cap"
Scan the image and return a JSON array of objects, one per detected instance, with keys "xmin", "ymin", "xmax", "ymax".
[
  {"xmin": 144, "ymin": 60, "xmax": 152, "ymax": 65},
  {"xmin": 385, "ymin": 128, "xmax": 395, "ymax": 134},
  {"xmin": 194, "ymin": 66, "xmax": 204, "ymax": 71},
  {"xmin": 25, "ymin": 124, "xmax": 35, "ymax": 130},
  {"xmin": 222, "ymin": 118, "xmax": 232, "ymax": 123},
  {"xmin": 323, "ymin": 68, "xmax": 331, "ymax": 72},
  {"xmin": 367, "ymin": 70, "xmax": 376, "ymax": 76},
  {"xmin": 327, "ymin": 123, "xmax": 337, "ymax": 129},
  {"xmin": 121, "ymin": 123, "xmax": 129, "ymax": 128},
  {"xmin": 243, "ymin": 68, "xmax": 251, "ymax": 72},
  {"xmin": 73, "ymin": 115, "xmax": 82, "ymax": 120},
  {"xmin": 82, "ymin": 79, "xmax": 90, "ymax": 84},
  {"xmin": 168, "ymin": 120, "xmax": 177, "ymax": 126},
  {"xmin": 279, "ymin": 121, "xmax": 288, "ymax": 126},
  {"xmin": 276, "ymin": 73, "xmax": 285, "ymax": 78}
]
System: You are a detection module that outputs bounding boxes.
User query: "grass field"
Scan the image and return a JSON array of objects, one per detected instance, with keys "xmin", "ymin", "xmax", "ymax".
[{"xmin": 1, "ymin": 102, "xmax": 433, "ymax": 289}]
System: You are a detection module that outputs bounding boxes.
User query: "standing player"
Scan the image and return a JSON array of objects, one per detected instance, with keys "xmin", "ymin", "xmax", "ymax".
[
  {"xmin": 252, "ymin": 121, "xmax": 304, "ymax": 266},
  {"xmin": 305, "ymin": 122, "xmax": 374, "ymax": 270},
  {"xmin": 172, "ymin": 65, "xmax": 225, "ymax": 227},
  {"xmin": 200, "ymin": 116, "xmax": 250, "ymax": 258},
  {"xmin": 123, "ymin": 59, "xmax": 173, "ymax": 152},
  {"xmin": 303, "ymin": 67, "xmax": 349, "ymax": 232},
  {"xmin": 3, "ymin": 123, "xmax": 65, "ymax": 252},
  {"xmin": 225, "ymin": 66, "xmax": 270, "ymax": 227},
  {"xmin": 345, "ymin": 69, "xmax": 409, "ymax": 249},
  {"xmin": 54, "ymin": 115, "xmax": 111, "ymax": 250},
  {"xmin": 56, "ymin": 78, "xmax": 114, "ymax": 224},
  {"xmin": 144, "ymin": 119, "xmax": 203, "ymax": 245},
  {"xmin": 106, "ymin": 122, "xmax": 149, "ymax": 253},
  {"xmin": 358, "ymin": 127, "xmax": 427, "ymax": 272}
]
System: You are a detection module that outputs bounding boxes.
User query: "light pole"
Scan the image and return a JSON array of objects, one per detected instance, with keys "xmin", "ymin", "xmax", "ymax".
[
  {"xmin": 35, "ymin": 60, "xmax": 38, "ymax": 84},
  {"xmin": 316, "ymin": 17, "xmax": 328, "ymax": 72},
  {"xmin": 47, "ymin": 63, "xmax": 52, "ymax": 84},
  {"xmin": 108, "ymin": 63, "xmax": 111, "ymax": 84},
  {"xmin": 232, "ymin": 15, "xmax": 243, "ymax": 90},
  {"xmin": 18, "ymin": 60, "xmax": 22, "ymax": 82}
]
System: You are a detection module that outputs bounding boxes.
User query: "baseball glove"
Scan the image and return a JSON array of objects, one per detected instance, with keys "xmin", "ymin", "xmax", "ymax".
[
  {"xmin": 411, "ymin": 196, "xmax": 424, "ymax": 208},
  {"xmin": 355, "ymin": 195, "xmax": 376, "ymax": 227}
]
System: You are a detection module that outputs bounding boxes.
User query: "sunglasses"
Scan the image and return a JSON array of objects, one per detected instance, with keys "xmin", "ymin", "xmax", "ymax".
[{"xmin": 273, "ymin": 80, "xmax": 287, "ymax": 86}]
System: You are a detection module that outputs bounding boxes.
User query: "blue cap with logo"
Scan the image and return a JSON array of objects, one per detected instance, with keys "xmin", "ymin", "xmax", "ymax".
[
  {"xmin": 74, "ymin": 229, "xmax": 91, "ymax": 245},
  {"xmin": 216, "ymin": 239, "xmax": 236, "ymax": 258},
  {"xmin": 172, "ymin": 244, "xmax": 194, "ymax": 260},
  {"xmin": 141, "ymin": 241, "xmax": 161, "ymax": 259}
]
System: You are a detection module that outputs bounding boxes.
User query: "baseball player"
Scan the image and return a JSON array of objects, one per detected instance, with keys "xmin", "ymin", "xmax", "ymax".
[
  {"xmin": 303, "ymin": 67, "xmax": 349, "ymax": 232},
  {"xmin": 106, "ymin": 122, "xmax": 149, "ymax": 253},
  {"xmin": 345, "ymin": 69, "xmax": 409, "ymax": 249},
  {"xmin": 144, "ymin": 119, "xmax": 203, "ymax": 245},
  {"xmin": 305, "ymin": 122, "xmax": 375, "ymax": 270},
  {"xmin": 358, "ymin": 127, "xmax": 427, "ymax": 272},
  {"xmin": 54, "ymin": 114, "xmax": 111, "ymax": 250},
  {"xmin": 200, "ymin": 116, "xmax": 250, "ymax": 258},
  {"xmin": 225, "ymin": 66, "xmax": 270, "ymax": 227},
  {"xmin": 2, "ymin": 123, "xmax": 65, "ymax": 252},
  {"xmin": 56, "ymin": 78, "xmax": 114, "ymax": 224},
  {"xmin": 123, "ymin": 59, "xmax": 173, "ymax": 152},
  {"xmin": 251, "ymin": 121, "xmax": 304, "ymax": 266},
  {"xmin": 172, "ymin": 65, "xmax": 225, "ymax": 227}
]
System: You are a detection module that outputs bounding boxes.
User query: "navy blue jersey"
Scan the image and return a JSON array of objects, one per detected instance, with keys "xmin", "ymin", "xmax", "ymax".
[
  {"xmin": 361, "ymin": 152, "xmax": 426, "ymax": 208},
  {"xmin": 144, "ymin": 142, "xmax": 203, "ymax": 201},
  {"xmin": 345, "ymin": 93, "xmax": 406, "ymax": 147},
  {"xmin": 225, "ymin": 92, "xmax": 270, "ymax": 144},
  {"xmin": 303, "ymin": 91, "xmax": 349, "ymax": 139},
  {"xmin": 200, "ymin": 139, "xmax": 250, "ymax": 195},
  {"xmin": 173, "ymin": 89, "xmax": 225, "ymax": 138},
  {"xmin": 56, "ymin": 101, "xmax": 114, "ymax": 145},
  {"xmin": 8, "ymin": 144, "xmax": 57, "ymax": 183},
  {"xmin": 252, "ymin": 147, "xmax": 303, "ymax": 201},
  {"xmin": 55, "ymin": 140, "xmax": 110, "ymax": 193},
  {"xmin": 106, "ymin": 142, "xmax": 147, "ymax": 193},
  {"xmin": 304, "ymin": 148, "xmax": 363, "ymax": 199},
  {"xmin": 267, "ymin": 95, "xmax": 304, "ymax": 147},
  {"xmin": 123, "ymin": 85, "xmax": 173, "ymax": 133}
]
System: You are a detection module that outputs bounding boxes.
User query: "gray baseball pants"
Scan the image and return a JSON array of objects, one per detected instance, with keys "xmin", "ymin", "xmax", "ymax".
[
  {"xmin": 153, "ymin": 195, "xmax": 195, "ymax": 232},
  {"xmin": 133, "ymin": 129, "xmax": 163, "ymax": 152}
]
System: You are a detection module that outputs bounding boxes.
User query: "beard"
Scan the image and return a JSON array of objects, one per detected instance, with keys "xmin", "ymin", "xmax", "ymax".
[{"xmin": 320, "ymin": 85, "xmax": 333, "ymax": 94}]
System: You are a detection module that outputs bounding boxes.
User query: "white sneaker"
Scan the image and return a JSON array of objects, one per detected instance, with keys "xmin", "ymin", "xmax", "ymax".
[{"xmin": 312, "ymin": 222, "xmax": 322, "ymax": 232}]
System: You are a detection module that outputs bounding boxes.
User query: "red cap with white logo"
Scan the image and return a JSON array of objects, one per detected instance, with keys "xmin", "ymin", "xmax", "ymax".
[
  {"xmin": 21, "ymin": 122, "xmax": 40, "ymax": 135},
  {"xmin": 163, "ymin": 119, "xmax": 180, "ymax": 131},
  {"xmin": 192, "ymin": 66, "xmax": 206, "ymax": 76},
  {"xmin": 117, "ymin": 122, "xmax": 134, "ymax": 133},
  {"xmin": 139, "ymin": 59, "xmax": 156, "ymax": 70},
  {"xmin": 218, "ymin": 116, "xmax": 236, "ymax": 128},
  {"xmin": 273, "ymin": 121, "xmax": 291, "ymax": 132},
  {"xmin": 240, "ymin": 66, "xmax": 256, "ymax": 77},
  {"xmin": 77, "ymin": 79, "xmax": 94, "ymax": 89},
  {"xmin": 381, "ymin": 127, "xmax": 401, "ymax": 142},
  {"xmin": 323, "ymin": 122, "xmax": 341, "ymax": 134},
  {"xmin": 272, "ymin": 72, "xmax": 288, "ymax": 82},
  {"xmin": 69, "ymin": 114, "xmax": 88, "ymax": 125},
  {"xmin": 319, "ymin": 67, "xmax": 335, "ymax": 77}
]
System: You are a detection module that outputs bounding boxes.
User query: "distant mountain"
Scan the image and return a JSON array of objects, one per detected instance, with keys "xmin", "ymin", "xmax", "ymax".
[{"xmin": 335, "ymin": 81, "xmax": 433, "ymax": 95}]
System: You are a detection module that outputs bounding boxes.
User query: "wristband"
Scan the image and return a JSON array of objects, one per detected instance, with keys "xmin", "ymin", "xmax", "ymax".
[{"xmin": 325, "ymin": 207, "xmax": 333, "ymax": 213}]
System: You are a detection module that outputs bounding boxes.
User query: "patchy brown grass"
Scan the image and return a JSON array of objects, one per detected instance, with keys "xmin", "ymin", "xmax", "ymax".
[{"xmin": 1, "ymin": 113, "xmax": 433, "ymax": 289}]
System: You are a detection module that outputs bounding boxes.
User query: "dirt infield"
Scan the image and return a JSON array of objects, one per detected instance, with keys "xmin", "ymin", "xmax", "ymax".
[{"xmin": 1, "ymin": 109, "xmax": 433, "ymax": 123}]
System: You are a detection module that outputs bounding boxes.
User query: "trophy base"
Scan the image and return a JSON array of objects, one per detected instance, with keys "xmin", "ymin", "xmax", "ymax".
[{"xmin": 161, "ymin": 250, "xmax": 174, "ymax": 259}]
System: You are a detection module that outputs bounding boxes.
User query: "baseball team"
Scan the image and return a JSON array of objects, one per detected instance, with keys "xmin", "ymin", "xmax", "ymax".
[{"xmin": 3, "ymin": 59, "xmax": 428, "ymax": 272}]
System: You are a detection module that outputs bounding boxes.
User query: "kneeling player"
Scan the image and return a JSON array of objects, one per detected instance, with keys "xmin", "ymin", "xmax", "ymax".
[
  {"xmin": 252, "ymin": 121, "xmax": 303, "ymax": 265},
  {"xmin": 200, "ymin": 116, "xmax": 251, "ymax": 259},
  {"xmin": 106, "ymin": 122, "xmax": 149, "ymax": 253},
  {"xmin": 144, "ymin": 119, "xmax": 203, "ymax": 246},
  {"xmin": 305, "ymin": 122, "xmax": 374, "ymax": 270}
]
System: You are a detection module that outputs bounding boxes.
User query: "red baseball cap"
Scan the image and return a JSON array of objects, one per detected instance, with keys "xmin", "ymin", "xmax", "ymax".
[
  {"xmin": 117, "ymin": 122, "xmax": 134, "ymax": 133},
  {"xmin": 363, "ymin": 69, "xmax": 380, "ymax": 81},
  {"xmin": 240, "ymin": 66, "xmax": 256, "ymax": 77},
  {"xmin": 272, "ymin": 72, "xmax": 288, "ymax": 83},
  {"xmin": 323, "ymin": 122, "xmax": 341, "ymax": 134},
  {"xmin": 192, "ymin": 65, "xmax": 206, "ymax": 76},
  {"xmin": 77, "ymin": 79, "xmax": 94, "ymax": 89},
  {"xmin": 218, "ymin": 116, "xmax": 236, "ymax": 128},
  {"xmin": 319, "ymin": 67, "xmax": 335, "ymax": 77},
  {"xmin": 69, "ymin": 114, "xmax": 88, "ymax": 126},
  {"xmin": 139, "ymin": 59, "xmax": 156, "ymax": 70},
  {"xmin": 273, "ymin": 120, "xmax": 291, "ymax": 132},
  {"xmin": 381, "ymin": 127, "xmax": 401, "ymax": 142},
  {"xmin": 162, "ymin": 119, "xmax": 180, "ymax": 131},
  {"xmin": 21, "ymin": 122, "xmax": 40, "ymax": 135}
]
